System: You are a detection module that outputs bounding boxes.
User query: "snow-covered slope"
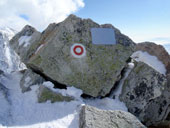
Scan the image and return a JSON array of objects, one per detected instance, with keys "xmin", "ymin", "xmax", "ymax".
[
  {"xmin": 0, "ymin": 27, "xmax": 128, "ymax": 128},
  {"xmin": 0, "ymin": 72, "xmax": 127, "ymax": 128},
  {"xmin": 0, "ymin": 27, "xmax": 26, "ymax": 73}
]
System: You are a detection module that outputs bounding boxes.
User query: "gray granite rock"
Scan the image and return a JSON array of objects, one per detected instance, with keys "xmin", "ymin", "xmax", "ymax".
[
  {"xmin": 20, "ymin": 69, "xmax": 45, "ymax": 92},
  {"xmin": 27, "ymin": 14, "xmax": 135, "ymax": 97},
  {"xmin": 120, "ymin": 62, "xmax": 169, "ymax": 126},
  {"xmin": 37, "ymin": 85, "xmax": 73, "ymax": 103},
  {"xmin": 10, "ymin": 25, "xmax": 41, "ymax": 63},
  {"xmin": 79, "ymin": 105, "xmax": 146, "ymax": 128}
]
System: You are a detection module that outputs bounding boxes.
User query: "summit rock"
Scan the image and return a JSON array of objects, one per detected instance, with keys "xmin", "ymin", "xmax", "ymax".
[{"xmin": 23, "ymin": 15, "xmax": 135, "ymax": 97}]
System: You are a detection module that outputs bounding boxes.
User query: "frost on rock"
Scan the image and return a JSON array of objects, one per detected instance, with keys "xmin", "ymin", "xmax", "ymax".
[
  {"xmin": 131, "ymin": 51, "xmax": 166, "ymax": 75},
  {"xmin": 18, "ymin": 36, "xmax": 32, "ymax": 47},
  {"xmin": 43, "ymin": 81, "xmax": 83, "ymax": 100},
  {"xmin": 0, "ymin": 27, "xmax": 26, "ymax": 73}
]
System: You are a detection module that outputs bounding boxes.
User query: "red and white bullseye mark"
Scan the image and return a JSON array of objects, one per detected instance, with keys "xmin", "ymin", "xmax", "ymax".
[{"xmin": 71, "ymin": 43, "xmax": 86, "ymax": 58}]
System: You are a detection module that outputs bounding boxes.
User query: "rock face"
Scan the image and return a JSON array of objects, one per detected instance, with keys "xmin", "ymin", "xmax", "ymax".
[
  {"xmin": 0, "ymin": 27, "xmax": 25, "ymax": 73},
  {"xmin": 38, "ymin": 85, "xmax": 73, "ymax": 103},
  {"xmin": 79, "ymin": 105, "xmax": 146, "ymax": 128},
  {"xmin": 136, "ymin": 42, "xmax": 170, "ymax": 74},
  {"xmin": 20, "ymin": 69, "xmax": 45, "ymax": 92},
  {"xmin": 120, "ymin": 62, "xmax": 169, "ymax": 126},
  {"xmin": 25, "ymin": 14, "xmax": 135, "ymax": 97},
  {"xmin": 10, "ymin": 25, "xmax": 41, "ymax": 63}
]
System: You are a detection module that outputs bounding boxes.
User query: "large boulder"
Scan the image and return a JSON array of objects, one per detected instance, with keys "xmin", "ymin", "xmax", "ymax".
[
  {"xmin": 135, "ymin": 42, "xmax": 170, "ymax": 74},
  {"xmin": 79, "ymin": 105, "xmax": 146, "ymax": 128},
  {"xmin": 27, "ymin": 14, "xmax": 135, "ymax": 97},
  {"xmin": 10, "ymin": 25, "xmax": 41, "ymax": 63},
  {"xmin": 120, "ymin": 62, "xmax": 169, "ymax": 126}
]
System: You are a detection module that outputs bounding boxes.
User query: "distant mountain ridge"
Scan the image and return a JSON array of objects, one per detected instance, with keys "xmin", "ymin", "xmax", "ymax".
[{"xmin": 163, "ymin": 44, "xmax": 170, "ymax": 54}]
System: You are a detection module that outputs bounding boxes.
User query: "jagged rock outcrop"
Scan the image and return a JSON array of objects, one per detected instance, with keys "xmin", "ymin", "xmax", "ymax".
[
  {"xmin": 23, "ymin": 14, "xmax": 135, "ymax": 97},
  {"xmin": 38, "ymin": 85, "xmax": 73, "ymax": 103},
  {"xmin": 135, "ymin": 42, "xmax": 170, "ymax": 74},
  {"xmin": 0, "ymin": 27, "xmax": 25, "ymax": 73},
  {"xmin": 10, "ymin": 25, "xmax": 41, "ymax": 63},
  {"xmin": 20, "ymin": 69, "xmax": 45, "ymax": 92},
  {"xmin": 120, "ymin": 61, "xmax": 169, "ymax": 126},
  {"xmin": 79, "ymin": 105, "xmax": 146, "ymax": 128}
]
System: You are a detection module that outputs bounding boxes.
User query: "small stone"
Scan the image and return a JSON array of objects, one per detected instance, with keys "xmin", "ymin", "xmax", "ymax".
[
  {"xmin": 37, "ymin": 85, "xmax": 74, "ymax": 103},
  {"xmin": 20, "ymin": 69, "xmax": 45, "ymax": 92}
]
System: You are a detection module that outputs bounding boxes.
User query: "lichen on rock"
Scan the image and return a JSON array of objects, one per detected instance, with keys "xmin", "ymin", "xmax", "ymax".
[
  {"xmin": 26, "ymin": 14, "xmax": 135, "ymax": 97},
  {"xmin": 37, "ymin": 85, "xmax": 74, "ymax": 103},
  {"xmin": 120, "ymin": 61, "xmax": 169, "ymax": 126}
]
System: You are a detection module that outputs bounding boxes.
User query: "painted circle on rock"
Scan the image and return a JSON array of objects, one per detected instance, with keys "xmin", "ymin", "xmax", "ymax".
[{"xmin": 71, "ymin": 43, "xmax": 86, "ymax": 58}]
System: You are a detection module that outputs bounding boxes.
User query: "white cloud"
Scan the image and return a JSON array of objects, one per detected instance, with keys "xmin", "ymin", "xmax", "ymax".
[
  {"xmin": 124, "ymin": 32, "xmax": 170, "ymax": 45},
  {"xmin": 0, "ymin": 0, "xmax": 84, "ymax": 31},
  {"xmin": 150, "ymin": 37, "xmax": 170, "ymax": 45}
]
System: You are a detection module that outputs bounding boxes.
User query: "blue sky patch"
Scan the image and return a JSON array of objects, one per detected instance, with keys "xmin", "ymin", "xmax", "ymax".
[{"xmin": 19, "ymin": 14, "xmax": 29, "ymax": 21}]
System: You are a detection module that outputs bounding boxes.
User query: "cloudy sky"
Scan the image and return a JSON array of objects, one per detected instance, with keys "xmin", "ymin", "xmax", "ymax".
[
  {"xmin": 0, "ymin": 0, "xmax": 170, "ymax": 47},
  {"xmin": 0, "ymin": 0, "xmax": 84, "ymax": 31}
]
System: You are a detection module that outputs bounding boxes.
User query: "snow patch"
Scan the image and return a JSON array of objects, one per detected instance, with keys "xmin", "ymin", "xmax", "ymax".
[
  {"xmin": 0, "ymin": 89, "xmax": 11, "ymax": 125},
  {"xmin": 43, "ymin": 81, "xmax": 83, "ymax": 100},
  {"xmin": 24, "ymin": 77, "xmax": 31, "ymax": 87},
  {"xmin": 110, "ymin": 61, "xmax": 134, "ymax": 100},
  {"xmin": 0, "ymin": 28, "xmax": 26, "ymax": 73},
  {"xmin": 0, "ymin": 72, "xmax": 81, "ymax": 128},
  {"xmin": 18, "ymin": 36, "xmax": 32, "ymax": 47},
  {"xmin": 131, "ymin": 51, "xmax": 166, "ymax": 75},
  {"xmin": 0, "ymin": 27, "xmax": 17, "ymax": 40}
]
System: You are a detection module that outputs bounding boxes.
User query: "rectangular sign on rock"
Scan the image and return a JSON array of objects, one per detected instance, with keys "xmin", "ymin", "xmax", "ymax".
[{"xmin": 91, "ymin": 28, "xmax": 116, "ymax": 45}]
